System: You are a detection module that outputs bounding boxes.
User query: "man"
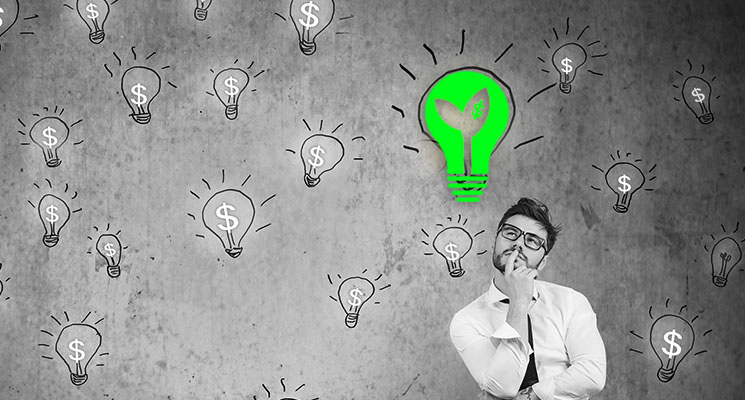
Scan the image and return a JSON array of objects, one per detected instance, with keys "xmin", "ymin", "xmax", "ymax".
[{"xmin": 450, "ymin": 198, "xmax": 606, "ymax": 400}]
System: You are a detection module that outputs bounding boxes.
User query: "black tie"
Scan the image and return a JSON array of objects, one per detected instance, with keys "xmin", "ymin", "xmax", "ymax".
[{"xmin": 500, "ymin": 299, "xmax": 539, "ymax": 390}]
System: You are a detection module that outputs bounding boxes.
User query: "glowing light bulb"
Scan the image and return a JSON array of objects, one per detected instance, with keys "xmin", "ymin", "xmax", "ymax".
[
  {"xmin": 710, "ymin": 237, "xmax": 741, "ymax": 287},
  {"xmin": 121, "ymin": 66, "xmax": 161, "ymax": 125},
  {"xmin": 194, "ymin": 0, "xmax": 212, "ymax": 21},
  {"xmin": 433, "ymin": 227, "xmax": 472, "ymax": 278},
  {"xmin": 552, "ymin": 43, "xmax": 587, "ymax": 94},
  {"xmin": 55, "ymin": 323, "xmax": 102, "ymax": 386},
  {"xmin": 289, "ymin": 0, "xmax": 334, "ymax": 56},
  {"xmin": 202, "ymin": 189, "xmax": 255, "ymax": 258},
  {"xmin": 29, "ymin": 117, "xmax": 69, "ymax": 168},
  {"xmin": 649, "ymin": 314, "xmax": 694, "ymax": 383},
  {"xmin": 604, "ymin": 162, "xmax": 645, "ymax": 213},
  {"xmin": 300, "ymin": 134, "xmax": 344, "ymax": 187},
  {"xmin": 96, "ymin": 234, "xmax": 122, "ymax": 278},
  {"xmin": 682, "ymin": 76, "xmax": 713, "ymax": 124},
  {"xmin": 75, "ymin": 0, "xmax": 109, "ymax": 44},
  {"xmin": 337, "ymin": 277, "xmax": 374, "ymax": 328},
  {"xmin": 38, "ymin": 194, "xmax": 70, "ymax": 248},
  {"xmin": 213, "ymin": 68, "xmax": 249, "ymax": 120}
]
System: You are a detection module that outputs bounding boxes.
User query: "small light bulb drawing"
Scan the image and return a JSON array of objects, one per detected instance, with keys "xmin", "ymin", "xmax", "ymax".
[
  {"xmin": 96, "ymin": 234, "xmax": 122, "ymax": 278},
  {"xmin": 649, "ymin": 314, "xmax": 694, "ymax": 383},
  {"xmin": 75, "ymin": 0, "xmax": 109, "ymax": 44},
  {"xmin": 55, "ymin": 323, "xmax": 102, "ymax": 386},
  {"xmin": 300, "ymin": 134, "xmax": 344, "ymax": 187},
  {"xmin": 338, "ymin": 277, "xmax": 374, "ymax": 328},
  {"xmin": 202, "ymin": 189, "xmax": 255, "ymax": 258},
  {"xmin": 194, "ymin": 0, "xmax": 212, "ymax": 21},
  {"xmin": 0, "ymin": 0, "xmax": 20, "ymax": 40},
  {"xmin": 710, "ymin": 237, "xmax": 741, "ymax": 287},
  {"xmin": 433, "ymin": 227, "xmax": 472, "ymax": 278},
  {"xmin": 289, "ymin": 0, "xmax": 334, "ymax": 56},
  {"xmin": 682, "ymin": 76, "xmax": 713, "ymax": 125},
  {"xmin": 552, "ymin": 43, "xmax": 587, "ymax": 94},
  {"xmin": 38, "ymin": 194, "xmax": 71, "ymax": 248},
  {"xmin": 604, "ymin": 161, "xmax": 645, "ymax": 213},
  {"xmin": 29, "ymin": 116, "xmax": 69, "ymax": 168},
  {"xmin": 121, "ymin": 66, "xmax": 161, "ymax": 124},
  {"xmin": 213, "ymin": 68, "xmax": 249, "ymax": 120}
]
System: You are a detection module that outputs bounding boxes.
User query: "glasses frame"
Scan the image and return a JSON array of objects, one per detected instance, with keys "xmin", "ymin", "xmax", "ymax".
[{"xmin": 498, "ymin": 223, "xmax": 547, "ymax": 252}]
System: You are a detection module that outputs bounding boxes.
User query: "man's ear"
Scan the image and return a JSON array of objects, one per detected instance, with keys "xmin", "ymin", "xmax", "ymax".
[{"xmin": 537, "ymin": 254, "xmax": 549, "ymax": 271}]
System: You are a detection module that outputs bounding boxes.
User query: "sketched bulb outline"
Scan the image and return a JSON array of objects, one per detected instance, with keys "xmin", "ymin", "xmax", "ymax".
[
  {"xmin": 96, "ymin": 233, "xmax": 122, "ymax": 278},
  {"xmin": 300, "ymin": 134, "xmax": 344, "ymax": 187},
  {"xmin": 649, "ymin": 314, "xmax": 694, "ymax": 383},
  {"xmin": 213, "ymin": 68, "xmax": 249, "ymax": 120},
  {"xmin": 552, "ymin": 43, "xmax": 587, "ymax": 94},
  {"xmin": 54, "ymin": 323, "xmax": 102, "ymax": 386},
  {"xmin": 0, "ymin": 0, "xmax": 19, "ymax": 39},
  {"xmin": 194, "ymin": 0, "xmax": 212, "ymax": 21},
  {"xmin": 289, "ymin": 0, "xmax": 335, "ymax": 56},
  {"xmin": 432, "ymin": 227, "xmax": 472, "ymax": 278},
  {"xmin": 202, "ymin": 189, "xmax": 255, "ymax": 258},
  {"xmin": 604, "ymin": 162, "xmax": 645, "ymax": 213},
  {"xmin": 337, "ymin": 277, "xmax": 374, "ymax": 328},
  {"xmin": 710, "ymin": 237, "xmax": 741, "ymax": 287},
  {"xmin": 38, "ymin": 194, "xmax": 71, "ymax": 248},
  {"xmin": 121, "ymin": 66, "xmax": 161, "ymax": 125},
  {"xmin": 682, "ymin": 76, "xmax": 713, "ymax": 124},
  {"xmin": 29, "ymin": 116, "xmax": 69, "ymax": 168},
  {"xmin": 75, "ymin": 0, "xmax": 109, "ymax": 44}
]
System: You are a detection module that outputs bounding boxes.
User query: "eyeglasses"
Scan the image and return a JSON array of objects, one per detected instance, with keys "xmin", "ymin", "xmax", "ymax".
[{"xmin": 498, "ymin": 223, "xmax": 547, "ymax": 251}]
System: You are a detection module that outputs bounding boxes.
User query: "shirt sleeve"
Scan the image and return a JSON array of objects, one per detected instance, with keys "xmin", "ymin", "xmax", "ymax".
[
  {"xmin": 531, "ymin": 294, "xmax": 606, "ymax": 400},
  {"xmin": 450, "ymin": 313, "xmax": 534, "ymax": 399}
]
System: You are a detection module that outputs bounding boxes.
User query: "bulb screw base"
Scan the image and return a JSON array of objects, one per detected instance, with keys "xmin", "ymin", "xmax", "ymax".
[
  {"xmin": 345, "ymin": 313, "xmax": 358, "ymax": 328},
  {"xmin": 559, "ymin": 82, "xmax": 571, "ymax": 94},
  {"xmin": 225, "ymin": 247, "xmax": 243, "ymax": 258},
  {"xmin": 698, "ymin": 113, "xmax": 714, "ymax": 125},
  {"xmin": 43, "ymin": 235, "xmax": 59, "ymax": 248},
  {"xmin": 70, "ymin": 373, "xmax": 88, "ymax": 386},
  {"xmin": 712, "ymin": 276, "xmax": 727, "ymax": 287},
  {"xmin": 612, "ymin": 204, "xmax": 629, "ymax": 213},
  {"xmin": 299, "ymin": 40, "xmax": 317, "ymax": 56},
  {"xmin": 194, "ymin": 8, "xmax": 208, "ymax": 21},
  {"xmin": 448, "ymin": 175, "xmax": 487, "ymax": 202},
  {"xmin": 89, "ymin": 30, "xmax": 105, "ymax": 44},
  {"xmin": 304, "ymin": 174, "xmax": 320, "ymax": 187},
  {"xmin": 107, "ymin": 265, "xmax": 121, "ymax": 278},
  {"xmin": 131, "ymin": 113, "xmax": 151, "ymax": 125},
  {"xmin": 46, "ymin": 158, "xmax": 62, "ymax": 168},
  {"xmin": 656, "ymin": 367, "xmax": 674, "ymax": 383},
  {"xmin": 225, "ymin": 105, "xmax": 238, "ymax": 120}
]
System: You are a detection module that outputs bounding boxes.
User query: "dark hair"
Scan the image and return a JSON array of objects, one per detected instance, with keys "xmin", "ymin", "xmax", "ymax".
[{"xmin": 498, "ymin": 197, "xmax": 562, "ymax": 253}]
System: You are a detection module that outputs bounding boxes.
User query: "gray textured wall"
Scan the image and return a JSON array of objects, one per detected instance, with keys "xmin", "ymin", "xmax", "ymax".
[{"xmin": 1, "ymin": 0, "xmax": 744, "ymax": 399}]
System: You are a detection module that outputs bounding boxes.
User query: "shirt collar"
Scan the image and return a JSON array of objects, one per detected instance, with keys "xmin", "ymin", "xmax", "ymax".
[{"xmin": 487, "ymin": 278, "xmax": 540, "ymax": 305}]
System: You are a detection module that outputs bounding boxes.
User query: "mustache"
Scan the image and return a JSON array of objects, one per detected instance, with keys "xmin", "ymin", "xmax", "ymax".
[{"xmin": 502, "ymin": 248, "xmax": 526, "ymax": 261}]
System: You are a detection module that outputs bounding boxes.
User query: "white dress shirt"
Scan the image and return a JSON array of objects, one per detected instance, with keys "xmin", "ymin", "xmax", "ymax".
[{"xmin": 450, "ymin": 280, "xmax": 606, "ymax": 400}]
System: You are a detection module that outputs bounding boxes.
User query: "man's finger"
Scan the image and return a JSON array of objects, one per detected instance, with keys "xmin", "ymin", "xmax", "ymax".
[{"xmin": 504, "ymin": 250, "xmax": 519, "ymax": 275}]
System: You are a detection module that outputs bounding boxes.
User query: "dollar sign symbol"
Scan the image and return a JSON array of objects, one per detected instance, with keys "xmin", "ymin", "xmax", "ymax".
[
  {"xmin": 68, "ymin": 339, "xmax": 86, "ymax": 363},
  {"xmin": 130, "ymin": 83, "xmax": 148, "ymax": 106},
  {"xmin": 86, "ymin": 3, "xmax": 99, "ymax": 19},
  {"xmin": 42, "ymin": 126, "xmax": 58, "ymax": 148},
  {"xmin": 561, "ymin": 57, "xmax": 573, "ymax": 74},
  {"xmin": 104, "ymin": 242, "xmax": 116, "ymax": 257},
  {"xmin": 298, "ymin": 1, "xmax": 319, "ymax": 29},
  {"xmin": 617, "ymin": 174, "xmax": 631, "ymax": 193},
  {"xmin": 45, "ymin": 205, "xmax": 59, "ymax": 223},
  {"xmin": 662, "ymin": 329, "xmax": 682, "ymax": 359},
  {"xmin": 444, "ymin": 242, "xmax": 460, "ymax": 261},
  {"xmin": 308, "ymin": 145, "xmax": 325, "ymax": 168},
  {"xmin": 348, "ymin": 288, "xmax": 364, "ymax": 307},
  {"xmin": 224, "ymin": 76, "xmax": 239, "ymax": 96},
  {"xmin": 471, "ymin": 99, "xmax": 483, "ymax": 120},
  {"xmin": 215, "ymin": 203, "xmax": 239, "ymax": 232},
  {"xmin": 0, "ymin": 7, "xmax": 4, "ymax": 27},
  {"xmin": 691, "ymin": 88, "xmax": 705, "ymax": 103}
]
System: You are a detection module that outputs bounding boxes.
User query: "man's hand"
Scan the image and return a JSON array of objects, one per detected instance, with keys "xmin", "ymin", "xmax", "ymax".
[
  {"xmin": 512, "ymin": 386, "xmax": 537, "ymax": 400},
  {"xmin": 502, "ymin": 250, "xmax": 537, "ymax": 306}
]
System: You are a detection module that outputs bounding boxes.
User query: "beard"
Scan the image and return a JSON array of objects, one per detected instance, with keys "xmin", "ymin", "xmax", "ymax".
[{"xmin": 492, "ymin": 247, "xmax": 535, "ymax": 273}]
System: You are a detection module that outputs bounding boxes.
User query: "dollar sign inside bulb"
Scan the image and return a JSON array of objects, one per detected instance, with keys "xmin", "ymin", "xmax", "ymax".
[
  {"xmin": 29, "ymin": 116, "xmax": 69, "ymax": 168},
  {"xmin": 96, "ymin": 234, "xmax": 122, "ymax": 278},
  {"xmin": 552, "ymin": 43, "xmax": 587, "ymax": 94},
  {"xmin": 682, "ymin": 76, "xmax": 713, "ymax": 124},
  {"xmin": 338, "ymin": 277, "xmax": 374, "ymax": 328},
  {"xmin": 75, "ymin": 0, "xmax": 109, "ymax": 44},
  {"xmin": 202, "ymin": 189, "xmax": 255, "ymax": 258},
  {"xmin": 194, "ymin": 0, "xmax": 212, "ymax": 21},
  {"xmin": 300, "ymin": 134, "xmax": 344, "ymax": 187},
  {"xmin": 710, "ymin": 237, "xmax": 742, "ymax": 287},
  {"xmin": 55, "ymin": 323, "xmax": 102, "ymax": 386},
  {"xmin": 121, "ymin": 66, "xmax": 161, "ymax": 124},
  {"xmin": 649, "ymin": 314, "xmax": 694, "ymax": 383},
  {"xmin": 213, "ymin": 68, "xmax": 249, "ymax": 120},
  {"xmin": 604, "ymin": 162, "xmax": 645, "ymax": 213},
  {"xmin": 289, "ymin": 0, "xmax": 334, "ymax": 56},
  {"xmin": 433, "ymin": 227, "xmax": 472, "ymax": 278},
  {"xmin": 38, "ymin": 194, "xmax": 71, "ymax": 248}
]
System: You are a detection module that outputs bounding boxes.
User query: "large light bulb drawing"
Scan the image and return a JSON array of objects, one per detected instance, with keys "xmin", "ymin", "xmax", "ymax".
[
  {"xmin": 38, "ymin": 194, "xmax": 70, "ymax": 248},
  {"xmin": 0, "ymin": 0, "xmax": 19, "ymax": 40},
  {"xmin": 194, "ymin": 0, "xmax": 212, "ymax": 21},
  {"xmin": 213, "ymin": 68, "xmax": 249, "ymax": 120},
  {"xmin": 300, "ymin": 134, "xmax": 344, "ymax": 187},
  {"xmin": 710, "ymin": 237, "xmax": 741, "ymax": 287},
  {"xmin": 202, "ymin": 189, "xmax": 255, "ymax": 258},
  {"xmin": 433, "ymin": 227, "xmax": 472, "ymax": 278},
  {"xmin": 29, "ymin": 116, "xmax": 69, "ymax": 168},
  {"xmin": 682, "ymin": 76, "xmax": 713, "ymax": 124},
  {"xmin": 649, "ymin": 314, "xmax": 694, "ymax": 383},
  {"xmin": 121, "ymin": 66, "xmax": 161, "ymax": 125},
  {"xmin": 604, "ymin": 161, "xmax": 645, "ymax": 213},
  {"xmin": 289, "ymin": 0, "xmax": 334, "ymax": 56},
  {"xmin": 419, "ymin": 67, "xmax": 514, "ymax": 202},
  {"xmin": 552, "ymin": 43, "xmax": 587, "ymax": 94},
  {"xmin": 55, "ymin": 323, "xmax": 101, "ymax": 386},
  {"xmin": 75, "ymin": 0, "xmax": 109, "ymax": 44},
  {"xmin": 337, "ymin": 277, "xmax": 374, "ymax": 328},
  {"xmin": 96, "ymin": 234, "xmax": 122, "ymax": 278}
]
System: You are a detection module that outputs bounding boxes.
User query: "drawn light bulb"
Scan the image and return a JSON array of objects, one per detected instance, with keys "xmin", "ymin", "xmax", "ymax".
[
  {"xmin": 121, "ymin": 66, "xmax": 161, "ymax": 125},
  {"xmin": 433, "ymin": 227, "xmax": 472, "ymax": 278},
  {"xmin": 38, "ymin": 194, "xmax": 70, "ymax": 248},
  {"xmin": 682, "ymin": 76, "xmax": 713, "ymax": 124},
  {"xmin": 552, "ymin": 43, "xmax": 587, "ymax": 94},
  {"xmin": 55, "ymin": 323, "xmax": 101, "ymax": 386},
  {"xmin": 96, "ymin": 234, "xmax": 122, "ymax": 278},
  {"xmin": 202, "ymin": 189, "xmax": 255, "ymax": 258},
  {"xmin": 213, "ymin": 68, "xmax": 249, "ymax": 120},
  {"xmin": 710, "ymin": 237, "xmax": 742, "ymax": 287},
  {"xmin": 0, "ymin": 0, "xmax": 20, "ymax": 40},
  {"xmin": 300, "ymin": 134, "xmax": 344, "ymax": 187},
  {"xmin": 419, "ymin": 67, "xmax": 514, "ymax": 202},
  {"xmin": 650, "ymin": 314, "xmax": 694, "ymax": 383},
  {"xmin": 194, "ymin": 0, "xmax": 212, "ymax": 21},
  {"xmin": 289, "ymin": 0, "xmax": 334, "ymax": 56},
  {"xmin": 75, "ymin": 0, "xmax": 109, "ymax": 44},
  {"xmin": 338, "ymin": 277, "xmax": 374, "ymax": 328},
  {"xmin": 29, "ymin": 117, "xmax": 69, "ymax": 168},
  {"xmin": 604, "ymin": 162, "xmax": 645, "ymax": 213}
]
